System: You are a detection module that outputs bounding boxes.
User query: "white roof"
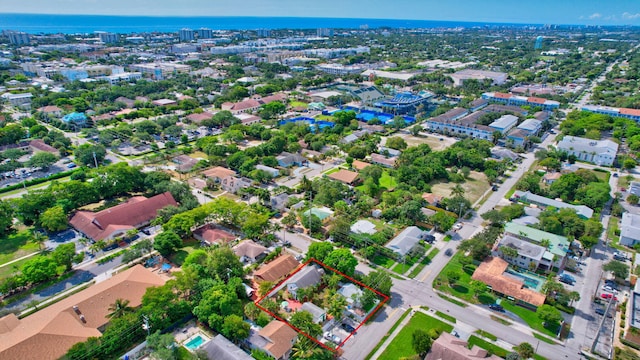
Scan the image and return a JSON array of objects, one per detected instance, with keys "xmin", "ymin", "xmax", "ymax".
[
  {"xmin": 361, "ymin": 69, "xmax": 416, "ymax": 81},
  {"xmin": 621, "ymin": 212, "xmax": 640, "ymax": 242},
  {"xmin": 489, "ymin": 114, "xmax": 518, "ymax": 130},
  {"xmin": 557, "ymin": 135, "xmax": 619, "ymax": 155},
  {"xmin": 517, "ymin": 119, "xmax": 542, "ymax": 132},
  {"xmin": 350, "ymin": 220, "xmax": 377, "ymax": 235}
]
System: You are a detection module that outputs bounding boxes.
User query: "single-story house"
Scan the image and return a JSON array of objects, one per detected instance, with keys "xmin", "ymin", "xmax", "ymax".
[
  {"xmin": 271, "ymin": 193, "xmax": 292, "ymax": 211},
  {"xmin": 203, "ymin": 334, "xmax": 254, "ymax": 360},
  {"xmin": 285, "ymin": 265, "xmax": 324, "ymax": 300},
  {"xmin": 620, "ymin": 212, "xmax": 640, "ymax": 247},
  {"xmin": 276, "ymin": 152, "xmax": 306, "ymax": 168},
  {"xmin": 542, "ymin": 172, "xmax": 561, "ymax": 185},
  {"xmin": 152, "ymin": 99, "xmax": 177, "ymax": 107},
  {"xmin": 29, "ymin": 139, "xmax": 60, "ymax": 156},
  {"xmin": 338, "ymin": 283, "xmax": 364, "ymax": 308},
  {"xmin": 193, "ymin": 223, "xmax": 237, "ymax": 246},
  {"xmin": 70, "ymin": 192, "xmax": 177, "ymax": 242},
  {"xmin": 254, "ymin": 255, "xmax": 300, "ymax": 283},
  {"xmin": 370, "ymin": 153, "xmax": 396, "ymax": 168},
  {"xmin": 37, "ymin": 105, "xmax": 63, "ymax": 117},
  {"xmin": 221, "ymin": 176, "xmax": 253, "ymax": 194},
  {"xmin": 352, "ymin": 160, "xmax": 371, "ymax": 171},
  {"xmin": 421, "ymin": 193, "xmax": 442, "ymax": 206},
  {"xmin": 512, "ymin": 190, "xmax": 593, "ymax": 219},
  {"xmin": 185, "ymin": 112, "xmax": 214, "ymax": 124},
  {"xmin": 233, "ymin": 240, "xmax": 267, "ymax": 264},
  {"xmin": 249, "ymin": 320, "xmax": 298, "ymax": 360},
  {"xmin": 300, "ymin": 302, "xmax": 326, "ymax": 324},
  {"xmin": 256, "ymin": 164, "xmax": 281, "ymax": 178},
  {"xmin": 0, "ymin": 265, "xmax": 165, "ymax": 360},
  {"xmin": 350, "ymin": 219, "xmax": 377, "ymax": 235},
  {"xmin": 327, "ymin": 169, "xmax": 359, "ymax": 185},
  {"xmin": 385, "ymin": 226, "xmax": 425, "ymax": 258},
  {"xmin": 471, "ymin": 257, "xmax": 546, "ymax": 310},
  {"xmin": 172, "ymin": 154, "xmax": 199, "ymax": 172},
  {"xmin": 425, "ymin": 332, "xmax": 502, "ymax": 360}
]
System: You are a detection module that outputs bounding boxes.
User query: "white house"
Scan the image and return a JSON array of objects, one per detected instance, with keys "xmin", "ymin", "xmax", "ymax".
[{"xmin": 620, "ymin": 212, "xmax": 640, "ymax": 247}]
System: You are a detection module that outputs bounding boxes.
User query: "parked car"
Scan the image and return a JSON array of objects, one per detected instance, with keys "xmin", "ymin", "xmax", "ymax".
[
  {"xmin": 66, "ymin": 163, "xmax": 77, "ymax": 169},
  {"xmin": 595, "ymin": 307, "xmax": 605, "ymax": 315},
  {"xmin": 452, "ymin": 223, "xmax": 463, "ymax": 231},
  {"xmin": 601, "ymin": 293, "xmax": 618, "ymax": 301},
  {"xmin": 489, "ymin": 304, "xmax": 505, "ymax": 312},
  {"xmin": 451, "ymin": 330, "xmax": 460, "ymax": 338},
  {"xmin": 491, "ymin": 185, "xmax": 499, "ymax": 191},
  {"xmin": 602, "ymin": 285, "xmax": 618, "ymax": 293},
  {"xmin": 424, "ymin": 235, "xmax": 436, "ymax": 243},
  {"xmin": 341, "ymin": 323, "xmax": 356, "ymax": 333}
]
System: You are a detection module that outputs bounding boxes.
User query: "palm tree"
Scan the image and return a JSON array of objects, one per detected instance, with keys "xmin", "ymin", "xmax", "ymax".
[
  {"xmin": 31, "ymin": 231, "xmax": 48, "ymax": 251},
  {"xmin": 568, "ymin": 291, "xmax": 581, "ymax": 306},
  {"xmin": 291, "ymin": 338, "xmax": 324, "ymax": 359},
  {"xmin": 451, "ymin": 184, "xmax": 465, "ymax": 197},
  {"xmin": 107, "ymin": 298, "xmax": 133, "ymax": 319}
]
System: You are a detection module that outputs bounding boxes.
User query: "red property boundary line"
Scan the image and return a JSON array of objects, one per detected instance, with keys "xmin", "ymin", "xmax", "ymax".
[{"xmin": 254, "ymin": 258, "xmax": 390, "ymax": 352}]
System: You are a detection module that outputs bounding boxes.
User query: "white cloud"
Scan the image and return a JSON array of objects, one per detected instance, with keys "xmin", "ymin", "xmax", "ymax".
[
  {"xmin": 622, "ymin": 12, "xmax": 640, "ymax": 20},
  {"xmin": 588, "ymin": 13, "xmax": 602, "ymax": 20}
]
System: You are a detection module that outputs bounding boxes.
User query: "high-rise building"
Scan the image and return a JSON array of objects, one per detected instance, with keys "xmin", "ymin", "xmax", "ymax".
[
  {"xmin": 96, "ymin": 31, "xmax": 119, "ymax": 44},
  {"xmin": 179, "ymin": 28, "xmax": 195, "ymax": 42},
  {"xmin": 256, "ymin": 29, "xmax": 271, "ymax": 37},
  {"xmin": 317, "ymin": 28, "xmax": 333, "ymax": 37},
  {"xmin": 7, "ymin": 31, "xmax": 30, "ymax": 45},
  {"xmin": 196, "ymin": 28, "xmax": 213, "ymax": 39}
]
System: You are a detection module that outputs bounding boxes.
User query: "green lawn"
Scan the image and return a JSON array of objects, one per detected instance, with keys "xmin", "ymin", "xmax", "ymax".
[
  {"xmin": 0, "ymin": 256, "xmax": 32, "ymax": 280},
  {"xmin": 0, "ymin": 230, "xmax": 40, "ymax": 267},
  {"xmin": 408, "ymin": 248, "xmax": 439, "ymax": 278},
  {"xmin": 435, "ymin": 310, "xmax": 456, "ymax": 323},
  {"xmin": 289, "ymin": 101, "xmax": 308, "ymax": 108},
  {"xmin": 500, "ymin": 301, "xmax": 559, "ymax": 337},
  {"xmin": 467, "ymin": 335, "xmax": 509, "ymax": 358},
  {"xmin": 379, "ymin": 171, "xmax": 398, "ymax": 190},
  {"xmin": 378, "ymin": 312, "xmax": 453, "ymax": 360},
  {"xmin": 474, "ymin": 330, "xmax": 498, "ymax": 341},
  {"xmin": 314, "ymin": 114, "xmax": 334, "ymax": 121},
  {"xmin": 433, "ymin": 252, "xmax": 495, "ymax": 304},
  {"xmin": 373, "ymin": 255, "xmax": 396, "ymax": 269}
]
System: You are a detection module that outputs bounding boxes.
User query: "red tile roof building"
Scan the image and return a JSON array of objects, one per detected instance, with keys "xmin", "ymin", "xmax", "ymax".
[{"xmin": 69, "ymin": 192, "xmax": 177, "ymax": 241}]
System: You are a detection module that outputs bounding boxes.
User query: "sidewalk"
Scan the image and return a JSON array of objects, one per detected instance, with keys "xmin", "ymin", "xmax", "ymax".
[{"xmin": 0, "ymin": 250, "xmax": 41, "ymax": 268}]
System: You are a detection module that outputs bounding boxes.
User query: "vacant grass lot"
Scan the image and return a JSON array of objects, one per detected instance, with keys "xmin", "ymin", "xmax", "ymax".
[
  {"xmin": 0, "ymin": 230, "xmax": 39, "ymax": 268},
  {"xmin": 372, "ymin": 255, "xmax": 395, "ymax": 269},
  {"xmin": 400, "ymin": 134, "xmax": 456, "ymax": 151},
  {"xmin": 500, "ymin": 301, "xmax": 559, "ymax": 338},
  {"xmin": 378, "ymin": 312, "xmax": 453, "ymax": 360},
  {"xmin": 431, "ymin": 171, "xmax": 490, "ymax": 204}
]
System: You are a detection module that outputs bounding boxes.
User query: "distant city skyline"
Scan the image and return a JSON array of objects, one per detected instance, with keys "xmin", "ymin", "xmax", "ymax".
[{"xmin": 1, "ymin": 0, "xmax": 640, "ymax": 26}]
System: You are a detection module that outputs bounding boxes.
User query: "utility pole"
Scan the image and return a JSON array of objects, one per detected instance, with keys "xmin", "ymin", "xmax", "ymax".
[
  {"xmin": 142, "ymin": 315, "xmax": 150, "ymax": 336},
  {"xmin": 92, "ymin": 151, "xmax": 98, "ymax": 168}
]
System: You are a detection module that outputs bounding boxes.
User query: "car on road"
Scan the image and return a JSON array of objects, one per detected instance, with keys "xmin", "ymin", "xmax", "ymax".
[
  {"xmin": 451, "ymin": 330, "xmax": 460, "ymax": 337},
  {"xmin": 489, "ymin": 304, "xmax": 505, "ymax": 312},
  {"xmin": 613, "ymin": 173, "xmax": 619, "ymax": 177},
  {"xmin": 444, "ymin": 248, "xmax": 453, "ymax": 256},
  {"xmin": 491, "ymin": 185, "xmax": 499, "ymax": 191},
  {"xmin": 601, "ymin": 293, "xmax": 618, "ymax": 301},
  {"xmin": 341, "ymin": 323, "xmax": 356, "ymax": 333}
]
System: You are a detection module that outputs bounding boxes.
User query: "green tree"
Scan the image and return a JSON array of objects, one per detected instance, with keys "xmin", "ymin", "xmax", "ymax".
[
  {"xmin": 51, "ymin": 243, "xmax": 77, "ymax": 271},
  {"xmin": 603, "ymin": 260, "xmax": 629, "ymax": 279},
  {"xmin": 301, "ymin": 213, "xmax": 322, "ymax": 233},
  {"xmin": 206, "ymin": 247, "xmax": 245, "ymax": 281},
  {"xmin": 0, "ymin": 200, "xmax": 14, "ymax": 236},
  {"xmin": 258, "ymin": 281, "xmax": 274, "ymax": 297},
  {"xmin": 412, "ymin": 329, "xmax": 433, "ymax": 357},
  {"xmin": 446, "ymin": 270, "xmax": 460, "ymax": 285},
  {"xmin": 107, "ymin": 298, "xmax": 133, "ymax": 319},
  {"xmin": 306, "ymin": 242, "xmax": 334, "ymax": 262},
  {"xmin": 30, "ymin": 230, "xmax": 47, "ymax": 250},
  {"xmin": 27, "ymin": 152, "xmax": 59, "ymax": 170},
  {"xmin": 537, "ymin": 304, "xmax": 563, "ymax": 327},
  {"xmin": 429, "ymin": 211, "xmax": 455, "ymax": 232},
  {"xmin": 514, "ymin": 342, "xmax": 535, "ymax": 359},
  {"xmin": 327, "ymin": 292, "xmax": 348, "ymax": 321},
  {"xmin": 324, "ymin": 248, "xmax": 358, "ymax": 276},
  {"xmin": 21, "ymin": 256, "xmax": 58, "ymax": 284},
  {"xmin": 385, "ymin": 136, "xmax": 407, "ymax": 150},
  {"xmin": 289, "ymin": 310, "xmax": 322, "ymax": 338},
  {"xmin": 628, "ymin": 194, "xmax": 639, "ymax": 205},
  {"xmin": 361, "ymin": 269, "xmax": 393, "ymax": 295},
  {"xmin": 146, "ymin": 331, "xmax": 177, "ymax": 360},
  {"xmin": 469, "ymin": 280, "xmax": 487, "ymax": 299},
  {"xmin": 39, "ymin": 205, "xmax": 68, "ymax": 232},
  {"xmin": 73, "ymin": 144, "xmax": 107, "ymax": 167},
  {"xmin": 282, "ymin": 212, "xmax": 298, "ymax": 229},
  {"xmin": 221, "ymin": 314, "xmax": 250, "ymax": 342},
  {"xmin": 153, "ymin": 231, "xmax": 182, "ymax": 256}
]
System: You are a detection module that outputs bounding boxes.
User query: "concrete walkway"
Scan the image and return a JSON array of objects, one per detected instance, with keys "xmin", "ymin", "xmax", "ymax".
[{"xmin": 0, "ymin": 250, "xmax": 41, "ymax": 268}]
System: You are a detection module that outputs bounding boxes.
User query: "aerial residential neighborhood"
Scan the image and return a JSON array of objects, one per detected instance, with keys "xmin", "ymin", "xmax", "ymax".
[{"xmin": 1, "ymin": 2, "xmax": 640, "ymax": 360}]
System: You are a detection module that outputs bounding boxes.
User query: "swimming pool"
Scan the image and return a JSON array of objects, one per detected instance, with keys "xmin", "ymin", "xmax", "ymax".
[
  {"xmin": 505, "ymin": 269, "xmax": 546, "ymax": 292},
  {"xmin": 184, "ymin": 334, "xmax": 208, "ymax": 351},
  {"xmin": 304, "ymin": 207, "xmax": 334, "ymax": 221}
]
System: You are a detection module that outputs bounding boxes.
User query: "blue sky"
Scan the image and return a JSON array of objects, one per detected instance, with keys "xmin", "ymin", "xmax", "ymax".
[{"xmin": 1, "ymin": 0, "xmax": 640, "ymax": 25}]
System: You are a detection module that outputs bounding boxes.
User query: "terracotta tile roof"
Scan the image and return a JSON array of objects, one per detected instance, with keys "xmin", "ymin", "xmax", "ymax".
[
  {"xmin": 258, "ymin": 320, "xmax": 298, "ymax": 359},
  {"xmin": 527, "ymin": 96, "xmax": 547, "ymax": 104},
  {"xmin": 193, "ymin": 223, "xmax": 237, "ymax": 245},
  {"xmin": 422, "ymin": 193, "xmax": 442, "ymax": 204},
  {"xmin": 0, "ymin": 265, "xmax": 166, "ymax": 360},
  {"xmin": 233, "ymin": 240, "xmax": 267, "ymax": 260},
  {"xmin": 543, "ymin": 172, "xmax": 561, "ymax": 181},
  {"xmin": 69, "ymin": 192, "xmax": 177, "ymax": 241},
  {"xmin": 29, "ymin": 139, "xmax": 59, "ymax": 154},
  {"xmin": 254, "ymin": 255, "xmax": 300, "ymax": 283},
  {"xmin": 203, "ymin": 166, "xmax": 236, "ymax": 180},
  {"xmin": 230, "ymin": 99, "xmax": 261, "ymax": 111},
  {"xmin": 186, "ymin": 112, "xmax": 214, "ymax": 124},
  {"xmin": 493, "ymin": 92, "xmax": 512, "ymax": 99},
  {"xmin": 370, "ymin": 153, "xmax": 396, "ymax": 167},
  {"xmin": 620, "ymin": 108, "xmax": 640, "ymax": 117},
  {"xmin": 471, "ymin": 257, "xmax": 546, "ymax": 307},
  {"xmin": 352, "ymin": 160, "xmax": 371, "ymax": 170},
  {"xmin": 38, "ymin": 105, "xmax": 63, "ymax": 113},
  {"xmin": 260, "ymin": 93, "xmax": 287, "ymax": 104},
  {"xmin": 426, "ymin": 332, "xmax": 503, "ymax": 360},
  {"xmin": 327, "ymin": 169, "xmax": 359, "ymax": 184}
]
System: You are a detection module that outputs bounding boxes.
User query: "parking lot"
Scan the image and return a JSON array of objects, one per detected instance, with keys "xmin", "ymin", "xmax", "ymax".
[{"xmin": 0, "ymin": 160, "xmax": 71, "ymax": 188}]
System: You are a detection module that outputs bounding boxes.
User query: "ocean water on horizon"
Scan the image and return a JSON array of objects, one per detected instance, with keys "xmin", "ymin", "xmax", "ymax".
[{"xmin": 0, "ymin": 13, "xmax": 534, "ymax": 34}]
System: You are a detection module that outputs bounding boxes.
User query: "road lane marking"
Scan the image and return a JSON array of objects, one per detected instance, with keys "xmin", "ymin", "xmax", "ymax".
[{"xmin": 420, "ymin": 270, "xmax": 432, "ymax": 282}]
